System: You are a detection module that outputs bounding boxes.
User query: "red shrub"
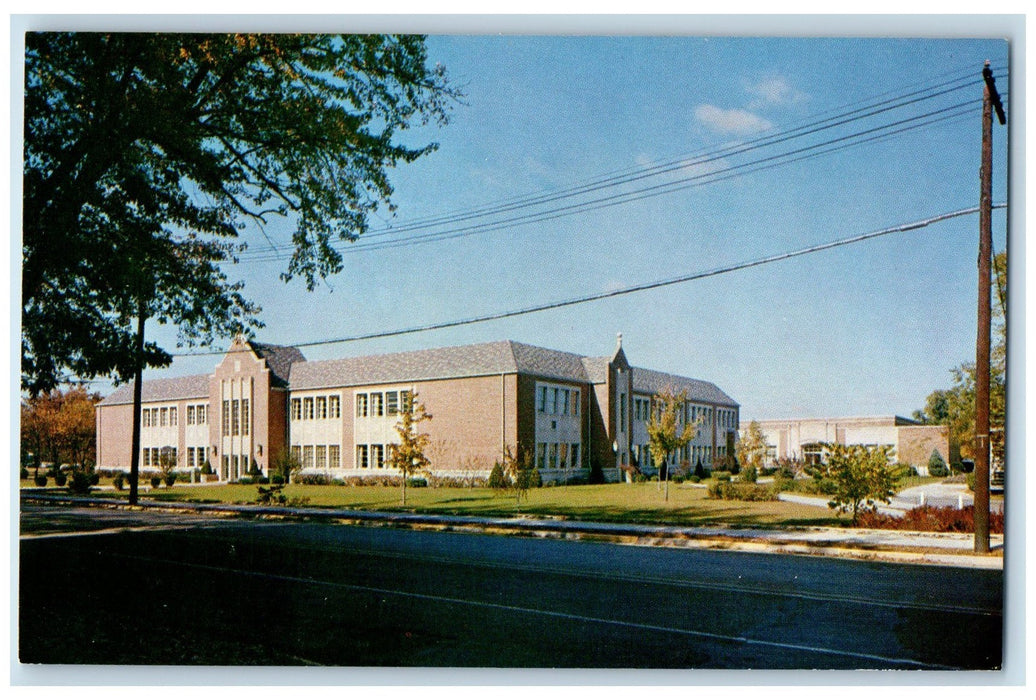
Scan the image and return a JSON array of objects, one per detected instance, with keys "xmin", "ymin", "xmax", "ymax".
[{"xmin": 855, "ymin": 506, "xmax": 1004, "ymax": 534}]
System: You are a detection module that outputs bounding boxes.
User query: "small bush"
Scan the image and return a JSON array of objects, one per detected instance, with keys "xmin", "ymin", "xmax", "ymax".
[
  {"xmin": 163, "ymin": 471, "xmax": 177, "ymax": 487},
  {"xmin": 740, "ymin": 464, "xmax": 758, "ymax": 484},
  {"xmin": 20, "ymin": 467, "xmax": 29, "ymax": 480},
  {"xmin": 633, "ymin": 473, "xmax": 648, "ymax": 483},
  {"xmin": 68, "ymin": 470, "xmax": 93, "ymax": 495},
  {"xmin": 90, "ymin": 472, "xmax": 100, "ymax": 485},
  {"xmin": 272, "ymin": 474, "xmax": 285, "ymax": 486},
  {"xmin": 150, "ymin": 476, "xmax": 162, "ymax": 488},
  {"xmin": 966, "ymin": 472, "xmax": 976, "ymax": 492},
  {"xmin": 113, "ymin": 472, "xmax": 126, "ymax": 490},
  {"xmin": 34, "ymin": 474, "xmax": 48, "ymax": 487},
  {"xmin": 707, "ymin": 481, "xmax": 779, "ymax": 501},
  {"xmin": 54, "ymin": 472, "xmax": 68, "ymax": 487},
  {"xmin": 530, "ymin": 468, "xmax": 542, "ymax": 488},
  {"xmin": 296, "ymin": 473, "xmax": 331, "ymax": 486},
  {"xmin": 688, "ymin": 475, "xmax": 701, "ymax": 483},
  {"xmin": 488, "ymin": 462, "xmax": 507, "ymax": 489},
  {"xmin": 671, "ymin": 474, "xmax": 685, "ymax": 484},
  {"xmin": 855, "ymin": 506, "xmax": 1003, "ymax": 534},
  {"xmin": 712, "ymin": 471, "xmax": 732, "ymax": 483},
  {"xmin": 406, "ymin": 477, "xmax": 428, "ymax": 488},
  {"xmin": 928, "ymin": 450, "xmax": 949, "ymax": 478},
  {"xmin": 331, "ymin": 478, "xmax": 345, "ymax": 486}
]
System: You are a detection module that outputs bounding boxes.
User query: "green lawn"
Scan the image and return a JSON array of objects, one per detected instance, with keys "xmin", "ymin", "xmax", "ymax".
[{"xmin": 120, "ymin": 481, "xmax": 848, "ymax": 529}]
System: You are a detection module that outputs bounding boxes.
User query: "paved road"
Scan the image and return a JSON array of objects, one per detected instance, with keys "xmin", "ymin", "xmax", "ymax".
[{"xmin": 18, "ymin": 503, "xmax": 1002, "ymax": 669}]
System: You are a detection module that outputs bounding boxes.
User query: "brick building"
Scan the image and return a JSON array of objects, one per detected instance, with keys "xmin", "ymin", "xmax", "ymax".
[
  {"xmin": 743, "ymin": 415, "xmax": 953, "ymax": 475},
  {"xmin": 96, "ymin": 335, "xmax": 739, "ymax": 483}
]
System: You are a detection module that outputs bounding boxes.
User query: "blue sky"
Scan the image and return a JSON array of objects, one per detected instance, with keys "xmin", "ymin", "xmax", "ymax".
[{"xmin": 85, "ymin": 34, "xmax": 1011, "ymax": 421}]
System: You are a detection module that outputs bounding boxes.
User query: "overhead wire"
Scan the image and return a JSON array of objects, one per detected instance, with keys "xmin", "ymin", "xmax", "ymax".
[{"xmin": 172, "ymin": 203, "xmax": 1007, "ymax": 357}]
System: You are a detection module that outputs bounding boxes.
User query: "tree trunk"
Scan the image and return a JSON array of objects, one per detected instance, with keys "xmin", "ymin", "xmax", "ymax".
[{"xmin": 128, "ymin": 297, "xmax": 146, "ymax": 505}]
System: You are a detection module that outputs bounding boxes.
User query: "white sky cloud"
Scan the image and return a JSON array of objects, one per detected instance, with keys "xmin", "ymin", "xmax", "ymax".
[
  {"xmin": 694, "ymin": 104, "xmax": 773, "ymax": 136},
  {"xmin": 745, "ymin": 76, "xmax": 808, "ymax": 109}
]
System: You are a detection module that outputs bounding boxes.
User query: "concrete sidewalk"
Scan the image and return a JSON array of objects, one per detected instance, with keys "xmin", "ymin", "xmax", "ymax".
[{"xmin": 22, "ymin": 492, "xmax": 1003, "ymax": 570}]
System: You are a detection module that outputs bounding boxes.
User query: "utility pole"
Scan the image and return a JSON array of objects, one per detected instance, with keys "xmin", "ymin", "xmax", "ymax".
[{"xmin": 975, "ymin": 60, "xmax": 1006, "ymax": 553}]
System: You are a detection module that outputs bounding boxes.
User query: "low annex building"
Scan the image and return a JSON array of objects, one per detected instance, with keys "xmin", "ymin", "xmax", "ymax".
[
  {"xmin": 96, "ymin": 335, "xmax": 740, "ymax": 483},
  {"xmin": 743, "ymin": 415, "xmax": 953, "ymax": 475}
]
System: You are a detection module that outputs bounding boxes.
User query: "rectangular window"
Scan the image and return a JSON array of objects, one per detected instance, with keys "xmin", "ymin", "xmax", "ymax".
[
  {"xmin": 619, "ymin": 393, "xmax": 626, "ymax": 425},
  {"xmin": 242, "ymin": 399, "xmax": 250, "ymax": 436},
  {"xmin": 198, "ymin": 405, "xmax": 207, "ymax": 424},
  {"xmin": 572, "ymin": 390, "xmax": 580, "ymax": 416},
  {"xmin": 559, "ymin": 443, "xmax": 568, "ymax": 470},
  {"xmin": 356, "ymin": 445, "xmax": 368, "ymax": 469},
  {"xmin": 142, "ymin": 409, "xmax": 151, "ymax": 428},
  {"xmin": 561, "ymin": 389, "xmax": 569, "ymax": 416},
  {"xmin": 303, "ymin": 445, "xmax": 314, "ymax": 470},
  {"xmin": 329, "ymin": 445, "xmax": 340, "ymax": 469},
  {"xmin": 355, "ymin": 393, "xmax": 368, "ymax": 418},
  {"xmin": 315, "ymin": 445, "xmax": 327, "ymax": 471},
  {"xmin": 537, "ymin": 443, "xmax": 547, "ymax": 469},
  {"xmin": 142, "ymin": 449, "xmax": 150, "ymax": 467},
  {"xmin": 291, "ymin": 445, "xmax": 302, "ymax": 463},
  {"xmin": 571, "ymin": 443, "xmax": 580, "ymax": 469},
  {"xmin": 303, "ymin": 397, "xmax": 314, "ymax": 420},
  {"xmin": 329, "ymin": 395, "xmax": 340, "ymax": 418},
  {"xmin": 549, "ymin": 443, "xmax": 558, "ymax": 469},
  {"xmin": 538, "ymin": 387, "xmax": 548, "ymax": 413},
  {"xmin": 316, "ymin": 396, "xmax": 327, "ymax": 420},
  {"xmin": 187, "ymin": 447, "xmax": 195, "ymax": 468},
  {"xmin": 400, "ymin": 390, "xmax": 412, "ymax": 413},
  {"xmin": 159, "ymin": 407, "xmax": 168, "ymax": 427},
  {"xmin": 551, "ymin": 388, "xmax": 559, "ymax": 414},
  {"xmin": 291, "ymin": 398, "xmax": 302, "ymax": 421},
  {"xmin": 170, "ymin": 407, "xmax": 177, "ymax": 426},
  {"xmin": 386, "ymin": 391, "xmax": 399, "ymax": 416},
  {"xmin": 222, "ymin": 400, "xmax": 230, "ymax": 436},
  {"xmin": 371, "ymin": 393, "xmax": 384, "ymax": 417},
  {"xmin": 231, "ymin": 399, "xmax": 240, "ymax": 436},
  {"xmin": 186, "ymin": 405, "xmax": 195, "ymax": 425},
  {"xmin": 372, "ymin": 444, "xmax": 385, "ymax": 469}
]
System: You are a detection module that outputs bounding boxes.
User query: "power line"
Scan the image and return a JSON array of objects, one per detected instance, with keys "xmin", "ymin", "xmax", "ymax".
[
  {"xmin": 241, "ymin": 64, "xmax": 993, "ymax": 257},
  {"xmin": 175, "ymin": 203, "xmax": 1007, "ymax": 357},
  {"xmin": 240, "ymin": 98, "xmax": 982, "ymax": 263}
]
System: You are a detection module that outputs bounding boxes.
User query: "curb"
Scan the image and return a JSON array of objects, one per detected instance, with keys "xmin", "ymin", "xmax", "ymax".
[{"xmin": 21, "ymin": 492, "xmax": 1003, "ymax": 570}]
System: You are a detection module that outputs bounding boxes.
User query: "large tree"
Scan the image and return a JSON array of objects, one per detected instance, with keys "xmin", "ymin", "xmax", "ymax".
[
  {"xmin": 913, "ymin": 251, "xmax": 1006, "ymax": 466},
  {"xmin": 23, "ymin": 32, "xmax": 458, "ymax": 394},
  {"xmin": 20, "ymin": 386, "xmax": 101, "ymax": 472}
]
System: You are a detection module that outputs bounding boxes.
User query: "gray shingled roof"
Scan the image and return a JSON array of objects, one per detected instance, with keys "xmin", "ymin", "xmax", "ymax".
[
  {"xmin": 632, "ymin": 367, "xmax": 738, "ymax": 407},
  {"xmin": 98, "ymin": 374, "xmax": 210, "ymax": 406},
  {"xmin": 289, "ymin": 340, "xmax": 594, "ymax": 390},
  {"xmin": 97, "ymin": 340, "xmax": 737, "ymax": 408},
  {"xmin": 250, "ymin": 341, "xmax": 305, "ymax": 387}
]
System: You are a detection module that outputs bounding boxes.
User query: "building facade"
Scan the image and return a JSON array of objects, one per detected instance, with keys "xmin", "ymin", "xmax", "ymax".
[
  {"xmin": 96, "ymin": 335, "xmax": 739, "ymax": 483},
  {"xmin": 743, "ymin": 416, "xmax": 953, "ymax": 475}
]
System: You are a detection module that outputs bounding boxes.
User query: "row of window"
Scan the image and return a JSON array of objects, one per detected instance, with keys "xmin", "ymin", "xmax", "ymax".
[
  {"xmin": 141, "ymin": 406, "xmax": 177, "ymax": 428},
  {"xmin": 289, "ymin": 444, "xmax": 343, "ymax": 470},
  {"xmin": 141, "ymin": 446, "xmax": 178, "ymax": 467},
  {"xmin": 535, "ymin": 442, "xmax": 581, "ymax": 470},
  {"xmin": 291, "ymin": 395, "xmax": 343, "ymax": 421},
  {"xmin": 631, "ymin": 443, "xmax": 717, "ymax": 468},
  {"xmin": 221, "ymin": 399, "xmax": 250, "ymax": 437},
  {"xmin": 537, "ymin": 385, "xmax": 581, "ymax": 417},
  {"xmin": 186, "ymin": 404, "xmax": 208, "ymax": 426},
  {"xmin": 354, "ymin": 443, "xmax": 391, "ymax": 469},
  {"xmin": 355, "ymin": 390, "xmax": 411, "ymax": 418}
]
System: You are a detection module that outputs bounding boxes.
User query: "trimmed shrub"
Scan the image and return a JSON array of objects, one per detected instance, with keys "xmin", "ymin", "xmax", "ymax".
[
  {"xmin": 688, "ymin": 475, "xmax": 701, "ymax": 483},
  {"xmin": 296, "ymin": 473, "xmax": 332, "ymax": 486},
  {"xmin": 712, "ymin": 471, "xmax": 732, "ymax": 483},
  {"xmin": 68, "ymin": 470, "xmax": 93, "ymax": 495},
  {"xmin": 113, "ymin": 472, "xmax": 126, "ymax": 490},
  {"xmin": 54, "ymin": 472, "xmax": 68, "ymax": 487},
  {"xmin": 707, "ymin": 481, "xmax": 779, "ymax": 501},
  {"xmin": 671, "ymin": 474, "xmax": 685, "ymax": 484},
  {"xmin": 271, "ymin": 474, "xmax": 285, "ymax": 486},
  {"xmin": 34, "ymin": 474, "xmax": 48, "ymax": 487},
  {"xmin": 488, "ymin": 462, "xmax": 507, "ymax": 490},
  {"xmin": 150, "ymin": 476, "xmax": 162, "ymax": 488},
  {"xmin": 90, "ymin": 472, "xmax": 100, "ymax": 485},
  {"xmin": 529, "ymin": 468, "xmax": 542, "ymax": 488},
  {"xmin": 855, "ymin": 506, "xmax": 1004, "ymax": 534},
  {"xmin": 740, "ymin": 464, "xmax": 758, "ymax": 484},
  {"xmin": 20, "ymin": 467, "xmax": 29, "ymax": 480},
  {"xmin": 163, "ymin": 471, "xmax": 177, "ymax": 487},
  {"xmin": 406, "ymin": 477, "xmax": 428, "ymax": 488},
  {"xmin": 928, "ymin": 450, "xmax": 949, "ymax": 478}
]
